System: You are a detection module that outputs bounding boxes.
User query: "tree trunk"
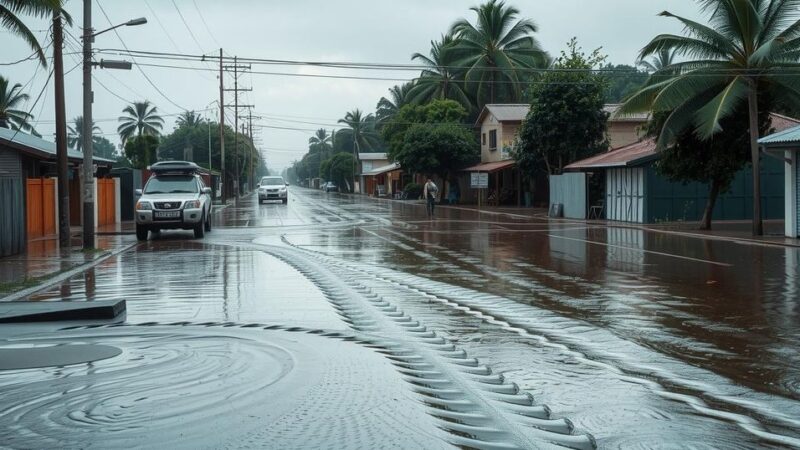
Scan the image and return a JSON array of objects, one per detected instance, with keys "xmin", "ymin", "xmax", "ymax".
[
  {"xmin": 747, "ymin": 80, "xmax": 763, "ymax": 236},
  {"xmin": 699, "ymin": 179, "xmax": 721, "ymax": 231}
]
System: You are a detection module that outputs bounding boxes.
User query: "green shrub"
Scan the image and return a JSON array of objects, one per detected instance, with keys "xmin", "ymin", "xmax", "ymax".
[{"xmin": 403, "ymin": 182, "xmax": 422, "ymax": 200}]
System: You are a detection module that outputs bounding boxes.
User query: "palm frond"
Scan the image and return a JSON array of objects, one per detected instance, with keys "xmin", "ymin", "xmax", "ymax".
[{"xmin": 694, "ymin": 76, "xmax": 749, "ymax": 138}]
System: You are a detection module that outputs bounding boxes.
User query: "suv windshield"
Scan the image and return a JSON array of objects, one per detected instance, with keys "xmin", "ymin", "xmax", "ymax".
[
  {"xmin": 144, "ymin": 175, "xmax": 198, "ymax": 194},
  {"xmin": 261, "ymin": 177, "xmax": 285, "ymax": 185}
]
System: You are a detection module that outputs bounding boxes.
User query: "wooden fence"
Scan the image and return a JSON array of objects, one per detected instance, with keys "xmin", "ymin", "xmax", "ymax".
[
  {"xmin": 25, "ymin": 178, "xmax": 56, "ymax": 239},
  {"xmin": 97, "ymin": 178, "xmax": 116, "ymax": 226}
]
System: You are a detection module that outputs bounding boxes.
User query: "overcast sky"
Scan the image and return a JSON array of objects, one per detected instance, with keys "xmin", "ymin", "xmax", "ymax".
[{"xmin": 1, "ymin": 1, "xmax": 701, "ymax": 170}]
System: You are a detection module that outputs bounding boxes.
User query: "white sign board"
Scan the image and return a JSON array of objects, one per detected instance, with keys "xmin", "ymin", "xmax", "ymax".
[{"xmin": 470, "ymin": 172, "xmax": 489, "ymax": 189}]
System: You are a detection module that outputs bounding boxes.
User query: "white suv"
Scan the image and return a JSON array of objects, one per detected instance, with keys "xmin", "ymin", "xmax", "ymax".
[{"xmin": 135, "ymin": 161, "xmax": 213, "ymax": 240}]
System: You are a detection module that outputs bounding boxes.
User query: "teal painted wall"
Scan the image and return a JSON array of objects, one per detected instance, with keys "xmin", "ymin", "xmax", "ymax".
[{"xmin": 645, "ymin": 156, "xmax": 784, "ymax": 223}]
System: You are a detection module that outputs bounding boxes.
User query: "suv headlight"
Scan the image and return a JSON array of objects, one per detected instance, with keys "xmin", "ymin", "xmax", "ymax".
[
  {"xmin": 183, "ymin": 200, "xmax": 201, "ymax": 209},
  {"xmin": 279, "ymin": 187, "xmax": 287, "ymax": 192},
  {"xmin": 136, "ymin": 201, "xmax": 152, "ymax": 211}
]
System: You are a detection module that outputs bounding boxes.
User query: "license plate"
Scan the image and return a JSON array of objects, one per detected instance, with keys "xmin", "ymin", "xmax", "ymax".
[{"xmin": 154, "ymin": 211, "xmax": 181, "ymax": 219}]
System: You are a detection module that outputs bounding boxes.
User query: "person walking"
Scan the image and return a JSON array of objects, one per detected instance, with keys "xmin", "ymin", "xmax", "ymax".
[{"xmin": 423, "ymin": 176, "xmax": 438, "ymax": 218}]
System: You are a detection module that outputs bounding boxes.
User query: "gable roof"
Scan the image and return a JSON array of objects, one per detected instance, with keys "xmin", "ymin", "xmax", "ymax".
[
  {"xmin": 475, "ymin": 103, "xmax": 651, "ymax": 128},
  {"xmin": 474, "ymin": 104, "xmax": 531, "ymax": 127},
  {"xmin": 0, "ymin": 127, "xmax": 115, "ymax": 165}
]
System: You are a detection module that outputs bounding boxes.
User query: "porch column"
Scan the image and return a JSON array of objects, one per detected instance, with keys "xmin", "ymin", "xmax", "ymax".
[{"xmin": 786, "ymin": 150, "xmax": 797, "ymax": 238}]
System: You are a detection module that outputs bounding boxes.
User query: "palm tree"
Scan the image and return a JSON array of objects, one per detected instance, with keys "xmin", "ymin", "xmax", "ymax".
[
  {"xmin": 336, "ymin": 109, "xmax": 381, "ymax": 154},
  {"xmin": 449, "ymin": 0, "xmax": 549, "ymax": 108},
  {"xmin": 407, "ymin": 33, "xmax": 473, "ymax": 111},
  {"xmin": 175, "ymin": 110, "xmax": 203, "ymax": 128},
  {"xmin": 0, "ymin": 75, "xmax": 38, "ymax": 135},
  {"xmin": 308, "ymin": 128, "xmax": 333, "ymax": 160},
  {"xmin": 0, "ymin": 0, "xmax": 67, "ymax": 66},
  {"xmin": 637, "ymin": 48, "xmax": 677, "ymax": 73},
  {"xmin": 67, "ymin": 115, "xmax": 100, "ymax": 151},
  {"xmin": 117, "ymin": 100, "xmax": 164, "ymax": 144},
  {"xmin": 376, "ymin": 82, "xmax": 415, "ymax": 124},
  {"xmin": 620, "ymin": 0, "xmax": 800, "ymax": 235}
]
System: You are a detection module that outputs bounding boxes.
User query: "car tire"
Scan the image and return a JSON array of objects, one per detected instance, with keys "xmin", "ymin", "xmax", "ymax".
[
  {"xmin": 194, "ymin": 219, "xmax": 205, "ymax": 238},
  {"xmin": 282, "ymin": 198, "xmax": 288, "ymax": 204},
  {"xmin": 136, "ymin": 224, "xmax": 148, "ymax": 241},
  {"xmin": 204, "ymin": 210, "xmax": 211, "ymax": 231}
]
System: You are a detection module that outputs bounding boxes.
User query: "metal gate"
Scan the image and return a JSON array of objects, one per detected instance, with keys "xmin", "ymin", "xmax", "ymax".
[
  {"xmin": 606, "ymin": 168, "xmax": 645, "ymax": 223},
  {"xmin": 97, "ymin": 178, "xmax": 116, "ymax": 226}
]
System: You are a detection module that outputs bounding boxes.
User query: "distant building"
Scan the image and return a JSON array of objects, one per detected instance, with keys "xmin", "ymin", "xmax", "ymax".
[{"xmin": 465, "ymin": 103, "xmax": 649, "ymax": 207}]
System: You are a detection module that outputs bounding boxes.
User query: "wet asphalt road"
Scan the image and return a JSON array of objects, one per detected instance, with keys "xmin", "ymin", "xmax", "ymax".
[{"xmin": 5, "ymin": 186, "xmax": 800, "ymax": 449}]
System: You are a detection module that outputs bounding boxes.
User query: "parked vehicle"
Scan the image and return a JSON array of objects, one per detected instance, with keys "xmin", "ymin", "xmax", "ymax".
[
  {"xmin": 258, "ymin": 176, "xmax": 289, "ymax": 204},
  {"xmin": 323, "ymin": 182, "xmax": 338, "ymax": 193},
  {"xmin": 135, "ymin": 161, "xmax": 213, "ymax": 241}
]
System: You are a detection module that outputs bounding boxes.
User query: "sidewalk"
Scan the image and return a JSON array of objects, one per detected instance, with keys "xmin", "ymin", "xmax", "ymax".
[{"xmin": 0, "ymin": 234, "xmax": 137, "ymax": 300}]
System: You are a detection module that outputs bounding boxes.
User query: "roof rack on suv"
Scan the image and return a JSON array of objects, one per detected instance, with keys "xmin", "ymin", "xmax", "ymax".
[{"xmin": 149, "ymin": 161, "xmax": 202, "ymax": 174}]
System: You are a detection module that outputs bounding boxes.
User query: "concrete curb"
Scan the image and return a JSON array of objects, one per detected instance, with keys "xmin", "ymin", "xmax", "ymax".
[{"xmin": 0, "ymin": 241, "xmax": 139, "ymax": 303}]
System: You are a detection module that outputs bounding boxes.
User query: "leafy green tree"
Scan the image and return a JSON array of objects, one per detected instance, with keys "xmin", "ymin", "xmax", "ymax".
[
  {"xmin": 117, "ymin": 101, "xmax": 164, "ymax": 144},
  {"xmin": 175, "ymin": 110, "xmax": 203, "ymax": 128},
  {"xmin": 603, "ymin": 64, "xmax": 648, "ymax": 102},
  {"xmin": 0, "ymin": 75, "xmax": 38, "ymax": 135},
  {"xmin": 637, "ymin": 48, "xmax": 676, "ymax": 73},
  {"xmin": 392, "ymin": 123, "xmax": 478, "ymax": 179},
  {"xmin": 124, "ymin": 134, "xmax": 159, "ymax": 169},
  {"xmin": 619, "ymin": 0, "xmax": 800, "ymax": 235},
  {"xmin": 515, "ymin": 39, "xmax": 609, "ymax": 175},
  {"xmin": 92, "ymin": 135, "xmax": 117, "ymax": 160},
  {"xmin": 449, "ymin": 0, "xmax": 549, "ymax": 108},
  {"xmin": 376, "ymin": 82, "xmax": 415, "ymax": 125},
  {"xmin": 308, "ymin": 128, "xmax": 332, "ymax": 156},
  {"xmin": 0, "ymin": 0, "xmax": 67, "ymax": 66},
  {"xmin": 407, "ymin": 33, "xmax": 473, "ymax": 111},
  {"xmin": 336, "ymin": 109, "xmax": 382, "ymax": 158},
  {"xmin": 320, "ymin": 152, "xmax": 355, "ymax": 192},
  {"xmin": 382, "ymin": 99, "xmax": 468, "ymax": 157},
  {"xmin": 67, "ymin": 115, "xmax": 100, "ymax": 151},
  {"xmin": 648, "ymin": 105, "xmax": 773, "ymax": 230}
]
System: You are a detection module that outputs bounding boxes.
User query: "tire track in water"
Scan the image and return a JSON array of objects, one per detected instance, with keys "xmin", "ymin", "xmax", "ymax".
[
  {"xmin": 277, "ymin": 234, "xmax": 800, "ymax": 448},
  {"xmin": 254, "ymin": 243, "xmax": 597, "ymax": 450}
]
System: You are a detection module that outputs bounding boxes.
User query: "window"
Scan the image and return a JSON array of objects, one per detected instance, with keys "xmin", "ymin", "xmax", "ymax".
[
  {"xmin": 482, "ymin": 133, "xmax": 486, "ymax": 145},
  {"xmin": 144, "ymin": 175, "xmax": 199, "ymax": 194},
  {"xmin": 489, "ymin": 130, "xmax": 497, "ymax": 151}
]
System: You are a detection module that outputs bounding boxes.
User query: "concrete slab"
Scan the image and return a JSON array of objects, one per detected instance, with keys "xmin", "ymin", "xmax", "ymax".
[{"xmin": 0, "ymin": 300, "xmax": 126, "ymax": 323}]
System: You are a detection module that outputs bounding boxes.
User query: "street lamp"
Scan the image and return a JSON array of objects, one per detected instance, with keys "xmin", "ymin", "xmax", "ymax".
[{"xmin": 81, "ymin": 3, "xmax": 146, "ymax": 249}]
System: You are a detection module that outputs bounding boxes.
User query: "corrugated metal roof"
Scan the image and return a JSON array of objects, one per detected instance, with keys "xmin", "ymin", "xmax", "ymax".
[
  {"xmin": 0, "ymin": 127, "xmax": 115, "ymax": 164},
  {"xmin": 462, "ymin": 159, "xmax": 516, "ymax": 173},
  {"xmin": 565, "ymin": 139, "xmax": 658, "ymax": 170},
  {"xmin": 363, "ymin": 162, "xmax": 400, "ymax": 176},
  {"xmin": 759, "ymin": 124, "xmax": 800, "ymax": 146}
]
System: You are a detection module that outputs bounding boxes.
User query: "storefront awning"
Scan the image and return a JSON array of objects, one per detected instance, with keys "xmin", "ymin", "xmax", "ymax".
[
  {"xmin": 462, "ymin": 160, "xmax": 515, "ymax": 173},
  {"xmin": 363, "ymin": 162, "xmax": 401, "ymax": 176}
]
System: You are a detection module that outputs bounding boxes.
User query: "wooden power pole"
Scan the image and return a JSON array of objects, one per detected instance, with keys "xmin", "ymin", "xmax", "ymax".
[{"xmin": 53, "ymin": 10, "xmax": 70, "ymax": 247}]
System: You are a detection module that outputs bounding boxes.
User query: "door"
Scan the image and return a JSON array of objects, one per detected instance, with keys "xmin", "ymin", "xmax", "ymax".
[{"xmin": 97, "ymin": 178, "xmax": 116, "ymax": 226}]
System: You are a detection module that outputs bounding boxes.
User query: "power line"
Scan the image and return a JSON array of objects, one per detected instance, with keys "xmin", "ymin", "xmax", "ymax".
[
  {"xmin": 192, "ymin": 0, "xmax": 222, "ymax": 48},
  {"xmin": 96, "ymin": 0, "xmax": 188, "ymax": 111}
]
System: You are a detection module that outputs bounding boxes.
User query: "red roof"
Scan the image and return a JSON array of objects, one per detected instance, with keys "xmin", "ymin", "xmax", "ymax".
[
  {"xmin": 565, "ymin": 139, "xmax": 657, "ymax": 170},
  {"xmin": 462, "ymin": 160, "xmax": 516, "ymax": 173}
]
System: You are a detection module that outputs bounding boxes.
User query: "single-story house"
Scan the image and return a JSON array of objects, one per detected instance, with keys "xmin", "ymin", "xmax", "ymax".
[
  {"xmin": 356, "ymin": 152, "xmax": 389, "ymax": 194},
  {"xmin": 759, "ymin": 123, "xmax": 800, "ymax": 238},
  {"xmin": 559, "ymin": 113, "xmax": 799, "ymax": 223},
  {"xmin": 467, "ymin": 103, "xmax": 650, "ymax": 207},
  {"xmin": 0, "ymin": 128, "xmax": 116, "ymax": 257},
  {"xmin": 362, "ymin": 162, "xmax": 403, "ymax": 197}
]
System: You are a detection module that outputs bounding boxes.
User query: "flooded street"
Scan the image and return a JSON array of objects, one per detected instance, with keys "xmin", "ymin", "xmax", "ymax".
[{"xmin": 3, "ymin": 187, "xmax": 799, "ymax": 448}]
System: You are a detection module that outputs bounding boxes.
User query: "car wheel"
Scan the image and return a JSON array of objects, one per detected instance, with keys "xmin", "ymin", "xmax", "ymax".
[
  {"xmin": 282, "ymin": 198, "xmax": 288, "ymax": 204},
  {"xmin": 136, "ymin": 224, "xmax": 148, "ymax": 241},
  {"xmin": 204, "ymin": 211, "xmax": 211, "ymax": 231},
  {"xmin": 194, "ymin": 220, "xmax": 205, "ymax": 238}
]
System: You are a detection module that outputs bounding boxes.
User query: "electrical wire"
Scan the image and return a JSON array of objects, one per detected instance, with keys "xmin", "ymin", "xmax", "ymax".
[
  {"xmin": 192, "ymin": 0, "xmax": 222, "ymax": 48},
  {"xmin": 96, "ymin": 0, "xmax": 189, "ymax": 111}
]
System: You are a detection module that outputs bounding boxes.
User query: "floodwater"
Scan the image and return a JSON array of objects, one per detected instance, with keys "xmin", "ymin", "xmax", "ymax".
[{"xmin": 2, "ymin": 187, "xmax": 799, "ymax": 448}]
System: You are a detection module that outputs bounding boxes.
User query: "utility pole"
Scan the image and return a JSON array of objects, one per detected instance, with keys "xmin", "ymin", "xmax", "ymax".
[
  {"xmin": 82, "ymin": 0, "xmax": 94, "ymax": 249},
  {"xmin": 248, "ymin": 108, "xmax": 253, "ymax": 183},
  {"xmin": 219, "ymin": 48, "xmax": 225, "ymax": 201},
  {"xmin": 222, "ymin": 57, "xmax": 252, "ymax": 198},
  {"xmin": 53, "ymin": 10, "xmax": 70, "ymax": 248}
]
